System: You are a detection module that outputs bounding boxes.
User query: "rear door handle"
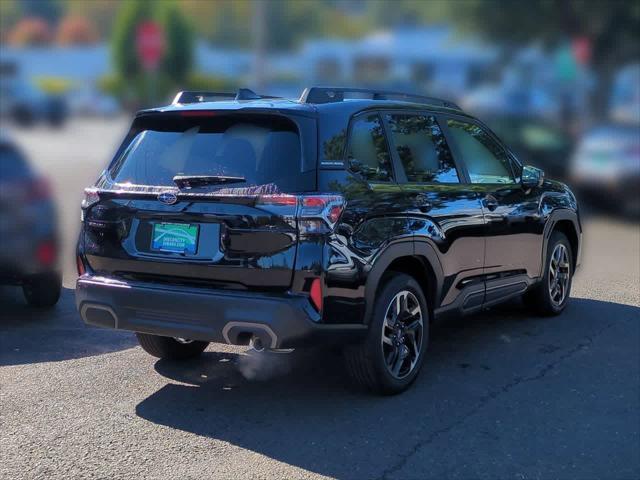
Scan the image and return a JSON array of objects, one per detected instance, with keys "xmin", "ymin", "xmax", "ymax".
[{"xmin": 483, "ymin": 194, "xmax": 499, "ymax": 212}]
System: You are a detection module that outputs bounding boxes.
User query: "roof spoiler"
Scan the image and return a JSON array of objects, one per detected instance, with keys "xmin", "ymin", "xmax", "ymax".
[{"xmin": 172, "ymin": 88, "xmax": 280, "ymax": 105}]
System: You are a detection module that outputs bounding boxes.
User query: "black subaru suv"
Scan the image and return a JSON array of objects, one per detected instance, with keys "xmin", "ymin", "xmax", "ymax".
[{"xmin": 76, "ymin": 87, "xmax": 581, "ymax": 394}]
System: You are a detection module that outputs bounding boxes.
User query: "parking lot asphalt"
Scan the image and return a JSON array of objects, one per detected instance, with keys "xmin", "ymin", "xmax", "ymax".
[{"xmin": 1, "ymin": 119, "xmax": 639, "ymax": 479}]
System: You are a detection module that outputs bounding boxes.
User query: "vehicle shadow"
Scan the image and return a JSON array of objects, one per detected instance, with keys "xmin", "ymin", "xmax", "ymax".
[
  {"xmin": 135, "ymin": 297, "xmax": 640, "ymax": 479},
  {"xmin": 0, "ymin": 286, "xmax": 137, "ymax": 366}
]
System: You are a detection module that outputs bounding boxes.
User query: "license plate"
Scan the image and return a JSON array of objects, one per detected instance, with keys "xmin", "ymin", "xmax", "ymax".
[{"xmin": 151, "ymin": 222, "xmax": 199, "ymax": 254}]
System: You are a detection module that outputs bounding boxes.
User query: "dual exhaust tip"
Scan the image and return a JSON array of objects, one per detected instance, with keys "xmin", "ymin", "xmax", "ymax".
[
  {"xmin": 249, "ymin": 335, "xmax": 265, "ymax": 352},
  {"xmin": 222, "ymin": 321, "xmax": 278, "ymax": 351}
]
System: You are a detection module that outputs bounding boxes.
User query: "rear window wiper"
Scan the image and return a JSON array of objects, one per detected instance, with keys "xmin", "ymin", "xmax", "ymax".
[{"xmin": 172, "ymin": 175, "xmax": 246, "ymax": 189}]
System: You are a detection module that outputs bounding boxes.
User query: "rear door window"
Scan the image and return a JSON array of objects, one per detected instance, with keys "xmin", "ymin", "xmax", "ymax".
[
  {"xmin": 109, "ymin": 115, "xmax": 306, "ymax": 192},
  {"xmin": 446, "ymin": 119, "xmax": 515, "ymax": 184},
  {"xmin": 346, "ymin": 113, "xmax": 394, "ymax": 182},
  {"xmin": 385, "ymin": 114, "xmax": 459, "ymax": 183}
]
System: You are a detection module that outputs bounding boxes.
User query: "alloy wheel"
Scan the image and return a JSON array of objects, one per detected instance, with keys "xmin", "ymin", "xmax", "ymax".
[
  {"xmin": 548, "ymin": 243, "xmax": 570, "ymax": 306},
  {"xmin": 381, "ymin": 290, "xmax": 424, "ymax": 379}
]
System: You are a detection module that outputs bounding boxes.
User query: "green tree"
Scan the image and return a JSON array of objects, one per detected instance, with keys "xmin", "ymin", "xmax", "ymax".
[
  {"xmin": 112, "ymin": 0, "xmax": 152, "ymax": 80},
  {"xmin": 181, "ymin": 0, "xmax": 366, "ymax": 51},
  {"xmin": 442, "ymin": 0, "xmax": 640, "ymax": 115},
  {"xmin": 158, "ymin": 0, "xmax": 194, "ymax": 84},
  {"xmin": 111, "ymin": 0, "xmax": 194, "ymax": 106}
]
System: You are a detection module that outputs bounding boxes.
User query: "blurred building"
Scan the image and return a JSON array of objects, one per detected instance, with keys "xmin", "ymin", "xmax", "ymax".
[{"xmin": 299, "ymin": 26, "xmax": 499, "ymax": 100}]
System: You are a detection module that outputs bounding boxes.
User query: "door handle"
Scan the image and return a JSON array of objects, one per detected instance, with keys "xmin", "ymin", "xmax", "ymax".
[
  {"xmin": 413, "ymin": 193, "xmax": 432, "ymax": 212},
  {"xmin": 483, "ymin": 194, "xmax": 499, "ymax": 212}
]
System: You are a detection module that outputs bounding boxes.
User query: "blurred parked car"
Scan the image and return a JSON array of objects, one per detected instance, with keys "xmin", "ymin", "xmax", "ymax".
[
  {"xmin": 67, "ymin": 86, "xmax": 120, "ymax": 118},
  {"xmin": 0, "ymin": 134, "xmax": 61, "ymax": 307},
  {"xmin": 609, "ymin": 64, "xmax": 640, "ymax": 125},
  {"xmin": 485, "ymin": 115, "xmax": 573, "ymax": 180},
  {"xmin": 570, "ymin": 124, "xmax": 640, "ymax": 216},
  {"xmin": 570, "ymin": 65, "xmax": 640, "ymax": 217},
  {"xmin": 0, "ymin": 78, "xmax": 69, "ymax": 127},
  {"xmin": 462, "ymin": 84, "xmax": 561, "ymax": 122}
]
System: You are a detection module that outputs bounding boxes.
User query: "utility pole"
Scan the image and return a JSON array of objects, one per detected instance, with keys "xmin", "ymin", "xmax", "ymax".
[{"xmin": 252, "ymin": 0, "xmax": 267, "ymax": 91}]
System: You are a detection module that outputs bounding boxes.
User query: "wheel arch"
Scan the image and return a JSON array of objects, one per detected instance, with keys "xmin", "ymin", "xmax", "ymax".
[
  {"xmin": 542, "ymin": 209, "xmax": 582, "ymax": 273},
  {"xmin": 364, "ymin": 241, "xmax": 444, "ymax": 324}
]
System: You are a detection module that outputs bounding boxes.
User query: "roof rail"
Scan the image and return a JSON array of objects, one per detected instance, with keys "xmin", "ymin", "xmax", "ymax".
[
  {"xmin": 172, "ymin": 88, "xmax": 280, "ymax": 105},
  {"xmin": 299, "ymin": 87, "xmax": 461, "ymax": 110}
]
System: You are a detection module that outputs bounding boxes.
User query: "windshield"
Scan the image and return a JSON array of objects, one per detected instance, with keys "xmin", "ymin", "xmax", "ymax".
[{"xmin": 110, "ymin": 115, "xmax": 304, "ymax": 192}]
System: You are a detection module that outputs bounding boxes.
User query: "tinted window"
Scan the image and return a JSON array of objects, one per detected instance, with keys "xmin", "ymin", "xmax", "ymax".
[
  {"xmin": 447, "ymin": 119, "xmax": 514, "ymax": 184},
  {"xmin": 347, "ymin": 114, "xmax": 393, "ymax": 182},
  {"xmin": 385, "ymin": 114, "xmax": 458, "ymax": 183},
  {"xmin": 0, "ymin": 145, "xmax": 31, "ymax": 181},
  {"xmin": 110, "ymin": 116, "xmax": 303, "ymax": 191}
]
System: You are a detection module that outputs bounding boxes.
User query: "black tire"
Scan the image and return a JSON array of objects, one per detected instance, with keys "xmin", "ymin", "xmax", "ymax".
[
  {"xmin": 344, "ymin": 273, "xmax": 429, "ymax": 395},
  {"xmin": 22, "ymin": 272, "xmax": 61, "ymax": 308},
  {"xmin": 524, "ymin": 231, "xmax": 573, "ymax": 316},
  {"xmin": 135, "ymin": 333, "xmax": 209, "ymax": 360}
]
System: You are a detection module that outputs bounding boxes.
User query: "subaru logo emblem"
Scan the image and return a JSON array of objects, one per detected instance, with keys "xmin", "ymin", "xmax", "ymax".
[{"xmin": 158, "ymin": 192, "xmax": 178, "ymax": 205}]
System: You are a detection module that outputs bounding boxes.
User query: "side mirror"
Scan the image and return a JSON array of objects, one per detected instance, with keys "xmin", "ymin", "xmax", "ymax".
[{"xmin": 521, "ymin": 165, "xmax": 544, "ymax": 189}]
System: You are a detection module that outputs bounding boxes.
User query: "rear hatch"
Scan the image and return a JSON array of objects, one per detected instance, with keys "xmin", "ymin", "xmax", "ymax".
[{"xmin": 81, "ymin": 110, "xmax": 317, "ymax": 290}]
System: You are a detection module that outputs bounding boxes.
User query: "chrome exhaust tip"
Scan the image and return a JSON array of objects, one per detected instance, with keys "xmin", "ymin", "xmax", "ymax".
[{"xmin": 249, "ymin": 336, "xmax": 265, "ymax": 352}]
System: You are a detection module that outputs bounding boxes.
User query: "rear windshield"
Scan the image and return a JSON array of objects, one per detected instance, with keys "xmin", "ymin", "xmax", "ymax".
[
  {"xmin": 109, "ymin": 114, "xmax": 305, "ymax": 192},
  {"xmin": 0, "ymin": 145, "xmax": 31, "ymax": 181}
]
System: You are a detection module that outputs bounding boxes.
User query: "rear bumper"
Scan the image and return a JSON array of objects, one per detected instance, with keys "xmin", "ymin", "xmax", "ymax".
[{"xmin": 75, "ymin": 275, "xmax": 366, "ymax": 348}]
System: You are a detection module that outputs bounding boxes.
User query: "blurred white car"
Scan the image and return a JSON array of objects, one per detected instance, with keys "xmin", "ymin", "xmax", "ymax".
[
  {"xmin": 610, "ymin": 64, "xmax": 640, "ymax": 125},
  {"xmin": 570, "ymin": 64, "xmax": 640, "ymax": 216},
  {"xmin": 570, "ymin": 124, "xmax": 640, "ymax": 215}
]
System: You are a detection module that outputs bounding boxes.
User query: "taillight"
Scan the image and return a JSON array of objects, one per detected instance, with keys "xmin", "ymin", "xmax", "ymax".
[
  {"xmin": 256, "ymin": 194, "xmax": 346, "ymax": 234},
  {"xmin": 309, "ymin": 277, "xmax": 323, "ymax": 312},
  {"xmin": 298, "ymin": 195, "xmax": 345, "ymax": 234},
  {"xmin": 76, "ymin": 255, "xmax": 86, "ymax": 276},
  {"xmin": 27, "ymin": 178, "xmax": 51, "ymax": 202},
  {"xmin": 36, "ymin": 241, "xmax": 56, "ymax": 266},
  {"xmin": 257, "ymin": 194, "xmax": 298, "ymax": 206}
]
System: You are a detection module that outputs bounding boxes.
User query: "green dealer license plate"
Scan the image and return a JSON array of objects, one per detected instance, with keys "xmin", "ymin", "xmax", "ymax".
[{"xmin": 151, "ymin": 222, "xmax": 199, "ymax": 254}]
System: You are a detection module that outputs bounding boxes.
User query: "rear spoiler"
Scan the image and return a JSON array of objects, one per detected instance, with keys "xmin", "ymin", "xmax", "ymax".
[{"xmin": 172, "ymin": 88, "xmax": 281, "ymax": 105}]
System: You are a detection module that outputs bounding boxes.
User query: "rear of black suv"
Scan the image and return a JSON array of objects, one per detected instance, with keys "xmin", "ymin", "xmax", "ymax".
[
  {"xmin": 76, "ymin": 100, "xmax": 366, "ymax": 354},
  {"xmin": 77, "ymin": 88, "xmax": 581, "ymax": 395}
]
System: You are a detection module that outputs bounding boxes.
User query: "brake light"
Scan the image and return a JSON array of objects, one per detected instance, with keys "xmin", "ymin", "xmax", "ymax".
[
  {"xmin": 255, "ymin": 194, "xmax": 345, "ymax": 232},
  {"xmin": 299, "ymin": 195, "xmax": 345, "ymax": 234},
  {"xmin": 179, "ymin": 110, "xmax": 217, "ymax": 117},
  {"xmin": 27, "ymin": 178, "xmax": 51, "ymax": 202},
  {"xmin": 257, "ymin": 194, "xmax": 298, "ymax": 206},
  {"xmin": 76, "ymin": 255, "xmax": 86, "ymax": 276},
  {"xmin": 309, "ymin": 278, "xmax": 323, "ymax": 312},
  {"xmin": 36, "ymin": 241, "xmax": 56, "ymax": 266},
  {"xmin": 328, "ymin": 205, "xmax": 343, "ymax": 223},
  {"xmin": 301, "ymin": 197, "xmax": 325, "ymax": 208}
]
